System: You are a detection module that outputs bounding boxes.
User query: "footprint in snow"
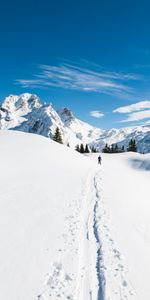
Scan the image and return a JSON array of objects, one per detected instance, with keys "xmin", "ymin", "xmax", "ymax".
[{"xmin": 39, "ymin": 262, "xmax": 73, "ymax": 300}]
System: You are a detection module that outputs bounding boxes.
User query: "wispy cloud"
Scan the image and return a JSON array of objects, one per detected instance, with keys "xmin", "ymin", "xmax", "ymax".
[
  {"xmin": 120, "ymin": 110, "xmax": 150, "ymax": 122},
  {"xmin": 16, "ymin": 62, "xmax": 141, "ymax": 97},
  {"xmin": 133, "ymin": 63, "xmax": 150, "ymax": 69},
  {"xmin": 113, "ymin": 100, "xmax": 150, "ymax": 113},
  {"xmin": 90, "ymin": 110, "xmax": 104, "ymax": 118},
  {"xmin": 114, "ymin": 100, "xmax": 150, "ymax": 122}
]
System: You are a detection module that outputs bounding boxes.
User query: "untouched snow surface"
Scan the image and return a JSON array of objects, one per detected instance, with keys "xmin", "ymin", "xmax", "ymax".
[
  {"xmin": 0, "ymin": 130, "xmax": 150, "ymax": 300},
  {"xmin": 88, "ymin": 152, "xmax": 150, "ymax": 300}
]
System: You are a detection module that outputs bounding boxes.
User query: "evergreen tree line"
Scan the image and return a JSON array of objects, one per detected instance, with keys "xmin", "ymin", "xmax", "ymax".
[
  {"xmin": 102, "ymin": 138, "xmax": 137, "ymax": 153},
  {"xmin": 52, "ymin": 127, "xmax": 137, "ymax": 153},
  {"xmin": 75, "ymin": 144, "xmax": 97, "ymax": 153},
  {"xmin": 127, "ymin": 139, "xmax": 137, "ymax": 152},
  {"xmin": 52, "ymin": 127, "xmax": 97, "ymax": 153},
  {"xmin": 75, "ymin": 143, "xmax": 88, "ymax": 153}
]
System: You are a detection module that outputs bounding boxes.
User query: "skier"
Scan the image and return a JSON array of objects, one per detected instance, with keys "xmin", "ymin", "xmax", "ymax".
[{"xmin": 98, "ymin": 155, "xmax": 102, "ymax": 165}]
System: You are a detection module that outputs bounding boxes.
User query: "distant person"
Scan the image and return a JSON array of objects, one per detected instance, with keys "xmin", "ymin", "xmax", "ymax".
[{"xmin": 98, "ymin": 155, "xmax": 102, "ymax": 165}]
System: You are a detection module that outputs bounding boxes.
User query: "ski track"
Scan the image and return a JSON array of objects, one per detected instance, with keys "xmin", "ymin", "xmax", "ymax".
[
  {"xmin": 94, "ymin": 171, "xmax": 136, "ymax": 300},
  {"xmin": 38, "ymin": 167, "xmax": 137, "ymax": 300},
  {"xmin": 75, "ymin": 167, "xmax": 136, "ymax": 300},
  {"xmin": 74, "ymin": 169, "xmax": 105, "ymax": 300}
]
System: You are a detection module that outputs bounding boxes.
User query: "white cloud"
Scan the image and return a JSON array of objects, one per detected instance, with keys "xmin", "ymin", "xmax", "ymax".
[
  {"xmin": 16, "ymin": 62, "xmax": 141, "ymax": 97},
  {"xmin": 90, "ymin": 111, "xmax": 104, "ymax": 118},
  {"xmin": 113, "ymin": 100, "xmax": 150, "ymax": 113},
  {"xmin": 145, "ymin": 120, "xmax": 150, "ymax": 124},
  {"xmin": 120, "ymin": 110, "xmax": 150, "ymax": 122}
]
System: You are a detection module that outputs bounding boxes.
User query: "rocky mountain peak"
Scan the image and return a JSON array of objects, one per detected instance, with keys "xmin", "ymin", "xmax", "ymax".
[
  {"xmin": 58, "ymin": 107, "xmax": 75, "ymax": 125},
  {"xmin": 2, "ymin": 93, "xmax": 41, "ymax": 114}
]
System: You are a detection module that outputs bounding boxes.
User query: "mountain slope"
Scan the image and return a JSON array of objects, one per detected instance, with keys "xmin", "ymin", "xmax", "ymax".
[
  {"xmin": 0, "ymin": 93, "xmax": 103, "ymax": 147},
  {"xmin": 15, "ymin": 103, "xmax": 65, "ymax": 139},
  {"xmin": 0, "ymin": 93, "xmax": 41, "ymax": 129},
  {"xmin": 1, "ymin": 93, "xmax": 150, "ymax": 152},
  {"xmin": 92, "ymin": 124, "xmax": 150, "ymax": 152},
  {"xmin": 58, "ymin": 107, "xmax": 104, "ymax": 145}
]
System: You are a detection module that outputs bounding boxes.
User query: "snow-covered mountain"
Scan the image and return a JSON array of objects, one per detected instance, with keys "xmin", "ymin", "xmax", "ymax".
[
  {"xmin": 92, "ymin": 124, "xmax": 150, "ymax": 153},
  {"xmin": 1, "ymin": 93, "xmax": 150, "ymax": 152},
  {"xmin": 0, "ymin": 93, "xmax": 41, "ymax": 129},
  {"xmin": 0, "ymin": 93, "xmax": 103, "ymax": 147},
  {"xmin": 58, "ymin": 107, "xmax": 104, "ymax": 145}
]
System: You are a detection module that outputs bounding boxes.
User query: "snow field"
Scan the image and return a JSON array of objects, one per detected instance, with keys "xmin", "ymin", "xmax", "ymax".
[
  {"xmin": 0, "ymin": 130, "xmax": 150, "ymax": 300},
  {"xmin": 88, "ymin": 152, "xmax": 150, "ymax": 299},
  {"xmin": 0, "ymin": 130, "xmax": 94, "ymax": 300}
]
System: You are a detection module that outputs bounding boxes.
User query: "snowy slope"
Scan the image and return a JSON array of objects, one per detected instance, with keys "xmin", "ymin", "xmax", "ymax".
[
  {"xmin": 0, "ymin": 130, "xmax": 95, "ymax": 300},
  {"xmin": 87, "ymin": 152, "xmax": 150, "ymax": 300},
  {"xmin": 0, "ymin": 130, "xmax": 150, "ymax": 299}
]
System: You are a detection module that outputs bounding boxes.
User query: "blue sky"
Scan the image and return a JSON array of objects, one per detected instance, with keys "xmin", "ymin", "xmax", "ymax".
[{"xmin": 1, "ymin": 0, "xmax": 150, "ymax": 129}]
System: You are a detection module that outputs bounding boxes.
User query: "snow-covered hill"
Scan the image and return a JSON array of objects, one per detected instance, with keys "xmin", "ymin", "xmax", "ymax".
[
  {"xmin": 0, "ymin": 130, "xmax": 95, "ymax": 300},
  {"xmin": 0, "ymin": 130, "xmax": 150, "ymax": 300},
  {"xmin": 1, "ymin": 93, "xmax": 150, "ymax": 152}
]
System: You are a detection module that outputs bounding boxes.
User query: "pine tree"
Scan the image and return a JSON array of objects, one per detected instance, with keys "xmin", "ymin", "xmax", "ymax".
[
  {"xmin": 53, "ymin": 127, "xmax": 63, "ymax": 144},
  {"xmin": 127, "ymin": 139, "xmax": 131, "ymax": 152},
  {"xmin": 75, "ymin": 144, "xmax": 80, "ymax": 152},
  {"xmin": 80, "ymin": 144, "xmax": 85, "ymax": 153},
  {"xmin": 102, "ymin": 143, "xmax": 111, "ymax": 153},
  {"xmin": 91, "ymin": 146, "xmax": 97, "ymax": 153},
  {"xmin": 132, "ymin": 139, "xmax": 137, "ymax": 152},
  {"xmin": 103, "ymin": 143, "xmax": 126, "ymax": 153},
  {"xmin": 121, "ymin": 145, "xmax": 125, "ymax": 152},
  {"xmin": 85, "ymin": 144, "xmax": 90, "ymax": 153},
  {"xmin": 114, "ymin": 144, "xmax": 118, "ymax": 153},
  {"xmin": 127, "ymin": 139, "xmax": 137, "ymax": 152}
]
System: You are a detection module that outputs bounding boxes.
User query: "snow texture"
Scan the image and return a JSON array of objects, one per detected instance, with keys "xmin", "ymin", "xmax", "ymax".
[{"xmin": 0, "ymin": 130, "xmax": 150, "ymax": 299}]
